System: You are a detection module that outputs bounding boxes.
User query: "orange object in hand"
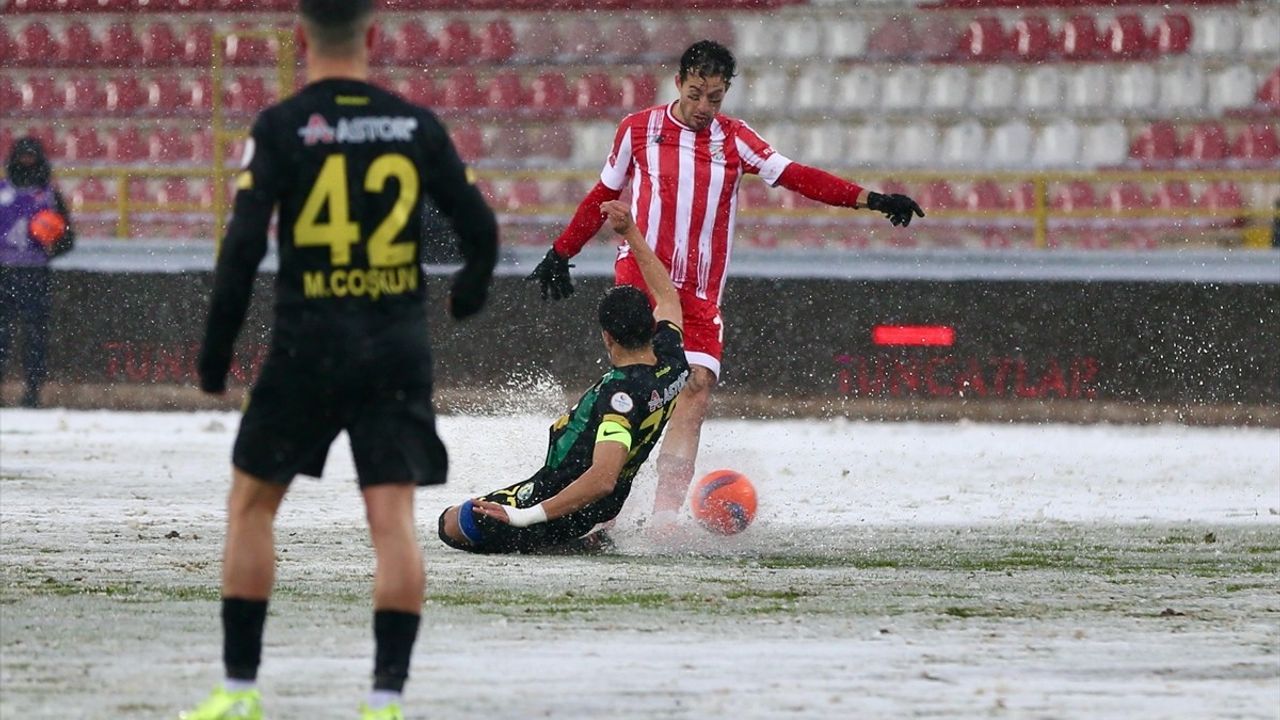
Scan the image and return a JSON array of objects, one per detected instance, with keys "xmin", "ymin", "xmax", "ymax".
[{"xmin": 29, "ymin": 209, "xmax": 66, "ymax": 249}]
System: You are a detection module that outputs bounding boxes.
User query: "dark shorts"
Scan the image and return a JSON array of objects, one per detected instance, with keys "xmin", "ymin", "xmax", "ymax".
[
  {"xmin": 437, "ymin": 470, "xmax": 611, "ymax": 554},
  {"xmin": 232, "ymin": 338, "xmax": 447, "ymax": 488}
]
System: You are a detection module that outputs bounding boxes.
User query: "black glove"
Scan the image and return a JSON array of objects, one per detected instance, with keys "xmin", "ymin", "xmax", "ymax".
[
  {"xmin": 528, "ymin": 248, "xmax": 574, "ymax": 301},
  {"xmin": 867, "ymin": 192, "xmax": 925, "ymax": 227},
  {"xmin": 449, "ymin": 269, "xmax": 489, "ymax": 321}
]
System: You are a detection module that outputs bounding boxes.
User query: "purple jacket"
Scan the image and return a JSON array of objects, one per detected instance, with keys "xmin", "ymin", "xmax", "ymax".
[{"xmin": 0, "ymin": 179, "xmax": 70, "ymax": 268}]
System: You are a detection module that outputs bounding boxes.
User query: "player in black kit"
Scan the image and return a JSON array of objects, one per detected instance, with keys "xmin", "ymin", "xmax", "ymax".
[
  {"xmin": 186, "ymin": 2, "xmax": 497, "ymax": 720},
  {"xmin": 438, "ymin": 200, "xmax": 688, "ymax": 554}
]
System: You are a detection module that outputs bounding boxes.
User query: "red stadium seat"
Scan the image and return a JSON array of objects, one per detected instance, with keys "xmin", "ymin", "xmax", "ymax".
[
  {"xmin": 61, "ymin": 77, "xmax": 105, "ymax": 115},
  {"xmin": 440, "ymin": 70, "xmax": 483, "ymax": 109},
  {"xmin": 437, "ymin": 20, "xmax": 478, "ymax": 65},
  {"xmin": 479, "ymin": 19, "xmax": 516, "ymax": 64},
  {"xmin": 61, "ymin": 22, "xmax": 101, "ymax": 66},
  {"xmin": 648, "ymin": 15, "xmax": 696, "ymax": 63},
  {"xmin": 1106, "ymin": 181, "xmax": 1148, "ymax": 212},
  {"xmin": 485, "ymin": 71, "xmax": 528, "ymax": 111},
  {"xmin": 1129, "ymin": 122, "xmax": 1180, "ymax": 166},
  {"xmin": 957, "ymin": 16, "xmax": 1009, "ymax": 62},
  {"xmin": 1012, "ymin": 16, "xmax": 1052, "ymax": 63},
  {"xmin": 226, "ymin": 75, "xmax": 272, "ymax": 116},
  {"xmin": 1258, "ymin": 67, "xmax": 1280, "ymax": 110},
  {"xmin": 738, "ymin": 178, "xmax": 772, "ymax": 210},
  {"xmin": 575, "ymin": 73, "xmax": 619, "ymax": 117},
  {"xmin": 919, "ymin": 180, "xmax": 960, "ymax": 211},
  {"xmin": 504, "ymin": 178, "xmax": 543, "ymax": 211},
  {"xmin": 224, "ymin": 29, "xmax": 276, "ymax": 66},
  {"xmin": 1102, "ymin": 14, "xmax": 1150, "ymax": 60},
  {"xmin": 1052, "ymin": 180, "xmax": 1098, "ymax": 211},
  {"xmin": 0, "ymin": 77, "xmax": 20, "ymax": 119},
  {"xmin": 1010, "ymin": 182, "xmax": 1037, "ymax": 214},
  {"xmin": 606, "ymin": 17, "xmax": 650, "ymax": 63},
  {"xmin": 148, "ymin": 128, "xmax": 195, "ymax": 165},
  {"xmin": 16, "ymin": 22, "xmax": 61, "ymax": 67},
  {"xmin": 1198, "ymin": 181, "xmax": 1243, "ymax": 211},
  {"xmin": 146, "ymin": 76, "xmax": 185, "ymax": 117},
  {"xmin": 394, "ymin": 21, "xmax": 437, "ymax": 64},
  {"xmin": 156, "ymin": 178, "xmax": 193, "ymax": 206},
  {"xmin": 18, "ymin": 75, "xmax": 58, "ymax": 116},
  {"xmin": 866, "ymin": 17, "xmax": 918, "ymax": 61},
  {"xmin": 183, "ymin": 23, "xmax": 214, "ymax": 66},
  {"xmin": 191, "ymin": 130, "xmax": 214, "ymax": 163},
  {"xmin": 620, "ymin": 72, "xmax": 657, "ymax": 110},
  {"xmin": 1057, "ymin": 15, "xmax": 1099, "ymax": 61},
  {"xmin": 0, "ymin": 25, "xmax": 14, "ymax": 66},
  {"xmin": 515, "ymin": 23, "xmax": 561, "ymax": 64},
  {"xmin": 1182, "ymin": 122, "xmax": 1228, "ymax": 166},
  {"xmin": 65, "ymin": 127, "xmax": 107, "ymax": 164},
  {"xmin": 142, "ymin": 22, "xmax": 183, "ymax": 67},
  {"xmin": 529, "ymin": 72, "xmax": 571, "ymax": 117},
  {"xmin": 1153, "ymin": 180, "xmax": 1193, "ymax": 210},
  {"xmin": 1231, "ymin": 124, "xmax": 1279, "ymax": 164},
  {"xmin": 965, "ymin": 180, "xmax": 1009, "ymax": 211},
  {"xmin": 559, "ymin": 18, "xmax": 605, "ymax": 63},
  {"xmin": 108, "ymin": 128, "xmax": 147, "ymax": 164},
  {"xmin": 393, "ymin": 76, "xmax": 440, "ymax": 108},
  {"xmin": 1154, "ymin": 14, "xmax": 1192, "ymax": 55},
  {"xmin": 370, "ymin": 24, "xmax": 397, "ymax": 65},
  {"xmin": 531, "ymin": 124, "xmax": 573, "ymax": 162},
  {"xmin": 71, "ymin": 177, "xmax": 110, "ymax": 211},
  {"xmin": 102, "ymin": 23, "xmax": 144, "ymax": 68},
  {"xmin": 186, "ymin": 76, "xmax": 213, "ymax": 114},
  {"xmin": 105, "ymin": 76, "xmax": 146, "ymax": 116}
]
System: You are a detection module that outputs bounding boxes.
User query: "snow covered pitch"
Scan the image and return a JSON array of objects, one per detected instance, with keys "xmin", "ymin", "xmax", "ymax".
[{"xmin": 1, "ymin": 409, "xmax": 1277, "ymax": 719}]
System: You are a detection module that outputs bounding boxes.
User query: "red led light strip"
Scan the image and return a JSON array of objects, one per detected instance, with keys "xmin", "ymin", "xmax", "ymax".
[{"xmin": 872, "ymin": 325, "xmax": 956, "ymax": 347}]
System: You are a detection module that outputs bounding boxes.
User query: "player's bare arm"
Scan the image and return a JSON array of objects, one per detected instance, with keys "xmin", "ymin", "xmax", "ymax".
[
  {"xmin": 599, "ymin": 200, "xmax": 682, "ymax": 329},
  {"xmin": 471, "ymin": 441, "xmax": 628, "ymax": 526}
]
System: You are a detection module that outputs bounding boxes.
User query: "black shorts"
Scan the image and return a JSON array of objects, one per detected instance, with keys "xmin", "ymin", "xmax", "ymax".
[
  {"xmin": 437, "ymin": 470, "xmax": 611, "ymax": 554},
  {"xmin": 232, "ymin": 338, "xmax": 447, "ymax": 488}
]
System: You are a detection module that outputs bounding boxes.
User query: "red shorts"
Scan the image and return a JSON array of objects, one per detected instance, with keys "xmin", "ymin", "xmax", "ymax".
[{"xmin": 615, "ymin": 257, "xmax": 724, "ymax": 378}]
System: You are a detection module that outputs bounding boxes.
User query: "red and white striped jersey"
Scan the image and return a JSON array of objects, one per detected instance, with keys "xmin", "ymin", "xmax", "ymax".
[{"xmin": 601, "ymin": 102, "xmax": 792, "ymax": 304}]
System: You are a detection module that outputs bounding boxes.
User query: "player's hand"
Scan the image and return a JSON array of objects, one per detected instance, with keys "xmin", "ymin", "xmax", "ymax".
[
  {"xmin": 448, "ymin": 270, "xmax": 488, "ymax": 321},
  {"xmin": 528, "ymin": 248, "xmax": 574, "ymax": 301},
  {"xmin": 471, "ymin": 500, "xmax": 513, "ymax": 524},
  {"xmin": 471, "ymin": 500, "xmax": 547, "ymax": 527},
  {"xmin": 866, "ymin": 192, "xmax": 925, "ymax": 227},
  {"xmin": 600, "ymin": 200, "xmax": 634, "ymax": 236}
]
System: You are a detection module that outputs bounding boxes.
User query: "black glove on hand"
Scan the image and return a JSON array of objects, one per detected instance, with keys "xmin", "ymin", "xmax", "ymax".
[
  {"xmin": 528, "ymin": 248, "xmax": 574, "ymax": 301},
  {"xmin": 867, "ymin": 192, "xmax": 925, "ymax": 227},
  {"xmin": 449, "ymin": 270, "xmax": 489, "ymax": 321}
]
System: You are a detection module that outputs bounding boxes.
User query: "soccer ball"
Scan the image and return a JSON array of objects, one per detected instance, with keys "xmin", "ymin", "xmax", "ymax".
[
  {"xmin": 690, "ymin": 469, "xmax": 757, "ymax": 535},
  {"xmin": 29, "ymin": 209, "xmax": 66, "ymax": 249}
]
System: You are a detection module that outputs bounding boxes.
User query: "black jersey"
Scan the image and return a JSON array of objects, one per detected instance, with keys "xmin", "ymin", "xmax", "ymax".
[
  {"xmin": 199, "ymin": 77, "xmax": 497, "ymax": 391},
  {"xmin": 541, "ymin": 321, "xmax": 690, "ymax": 517}
]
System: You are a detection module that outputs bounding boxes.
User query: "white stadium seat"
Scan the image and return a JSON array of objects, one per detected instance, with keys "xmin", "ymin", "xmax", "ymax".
[
  {"xmin": 1033, "ymin": 119, "xmax": 1082, "ymax": 168},
  {"xmin": 1207, "ymin": 64, "xmax": 1256, "ymax": 111},
  {"xmin": 1020, "ymin": 65, "xmax": 1065, "ymax": 114},
  {"xmin": 1192, "ymin": 10, "xmax": 1240, "ymax": 55},
  {"xmin": 779, "ymin": 18, "xmax": 823, "ymax": 60},
  {"xmin": 733, "ymin": 17, "xmax": 774, "ymax": 60},
  {"xmin": 742, "ymin": 68, "xmax": 790, "ymax": 113},
  {"xmin": 880, "ymin": 66, "xmax": 926, "ymax": 111},
  {"xmin": 989, "ymin": 120, "xmax": 1034, "ymax": 168},
  {"xmin": 848, "ymin": 121, "xmax": 893, "ymax": 165},
  {"xmin": 757, "ymin": 122, "xmax": 800, "ymax": 161},
  {"xmin": 971, "ymin": 65, "xmax": 1018, "ymax": 112},
  {"xmin": 793, "ymin": 65, "xmax": 836, "ymax": 112},
  {"xmin": 925, "ymin": 66, "xmax": 971, "ymax": 112},
  {"xmin": 940, "ymin": 120, "xmax": 987, "ymax": 168},
  {"xmin": 1158, "ymin": 60, "xmax": 1207, "ymax": 111},
  {"xmin": 897, "ymin": 121, "xmax": 939, "ymax": 167},
  {"xmin": 1082, "ymin": 121, "xmax": 1129, "ymax": 167},
  {"xmin": 795, "ymin": 122, "xmax": 845, "ymax": 165},
  {"xmin": 834, "ymin": 71, "xmax": 880, "ymax": 111},
  {"xmin": 1066, "ymin": 65, "xmax": 1111, "ymax": 111},
  {"xmin": 571, "ymin": 121, "xmax": 615, "ymax": 167},
  {"xmin": 823, "ymin": 18, "xmax": 868, "ymax": 60},
  {"xmin": 1113, "ymin": 64, "xmax": 1157, "ymax": 111},
  {"xmin": 1241, "ymin": 10, "xmax": 1280, "ymax": 55}
]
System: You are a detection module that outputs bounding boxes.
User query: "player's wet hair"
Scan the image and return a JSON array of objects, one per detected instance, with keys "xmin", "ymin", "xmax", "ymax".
[
  {"xmin": 599, "ymin": 286, "xmax": 655, "ymax": 351},
  {"xmin": 679, "ymin": 40, "xmax": 737, "ymax": 85},
  {"xmin": 299, "ymin": 0, "xmax": 373, "ymax": 56},
  {"xmin": 6, "ymin": 137, "xmax": 51, "ymax": 189}
]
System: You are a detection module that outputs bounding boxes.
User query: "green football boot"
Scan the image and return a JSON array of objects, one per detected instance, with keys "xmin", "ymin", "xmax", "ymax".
[
  {"xmin": 179, "ymin": 686, "xmax": 263, "ymax": 720},
  {"xmin": 358, "ymin": 701, "xmax": 404, "ymax": 720}
]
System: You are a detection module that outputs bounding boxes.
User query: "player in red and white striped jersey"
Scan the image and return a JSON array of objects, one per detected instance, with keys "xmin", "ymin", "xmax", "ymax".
[{"xmin": 530, "ymin": 40, "xmax": 923, "ymax": 524}]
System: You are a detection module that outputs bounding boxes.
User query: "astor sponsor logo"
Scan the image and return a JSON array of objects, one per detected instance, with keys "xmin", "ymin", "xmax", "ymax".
[
  {"xmin": 302, "ymin": 265, "xmax": 419, "ymax": 300},
  {"xmin": 298, "ymin": 114, "xmax": 418, "ymax": 145},
  {"xmin": 648, "ymin": 369, "xmax": 689, "ymax": 411}
]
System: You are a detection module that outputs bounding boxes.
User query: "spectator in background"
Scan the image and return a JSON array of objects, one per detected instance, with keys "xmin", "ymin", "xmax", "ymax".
[
  {"xmin": 529, "ymin": 40, "xmax": 922, "ymax": 528},
  {"xmin": 0, "ymin": 138, "xmax": 75, "ymax": 408}
]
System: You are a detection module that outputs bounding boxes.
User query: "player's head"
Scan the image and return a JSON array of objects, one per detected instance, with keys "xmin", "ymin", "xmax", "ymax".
[
  {"xmin": 298, "ymin": 0, "xmax": 374, "ymax": 58},
  {"xmin": 674, "ymin": 40, "xmax": 736, "ymax": 132},
  {"xmin": 6, "ymin": 137, "xmax": 51, "ymax": 189},
  {"xmin": 599, "ymin": 286, "xmax": 655, "ymax": 352}
]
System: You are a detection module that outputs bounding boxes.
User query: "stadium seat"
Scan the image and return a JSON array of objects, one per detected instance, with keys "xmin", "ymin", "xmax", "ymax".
[
  {"xmin": 107, "ymin": 128, "xmax": 147, "ymax": 164},
  {"xmin": 70, "ymin": 177, "xmax": 110, "ymax": 211},
  {"xmin": 1102, "ymin": 14, "xmax": 1151, "ymax": 60},
  {"xmin": 833, "ymin": 72, "xmax": 879, "ymax": 111},
  {"xmin": 1082, "ymin": 121, "xmax": 1129, "ymax": 167},
  {"xmin": 15, "ymin": 22, "xmax": 60, "ymax": 67},
  {"xmin": 965, "ymin": 180, "xmax": 1008, "ymax": 211},
  {"xmin": 1192, "ymin": 10, "xmax": 1239, "ymax": 56},
  {"xmin": 1231, "ymin": 123, "xmax": 1280, "ymax": 165},
  {"xmin": 602, "ymin": 17, "xmax": 649, "ymax": 64},
  {"xmin": 0, "ymin": 25, "xmax": 14, "ymax": 67},
  {"xmin": 394, "ymin": 21, "xmax": 438, "ymax": 64},
  {"xmin": 924, "ymin": 66, "xmax": 970, "ymax": 112},
  {"xmin": 988, "ymin": 120, "xmax": 1033, "ymax": 167},
  {"xmin": 369, "ymin": 24, "xmax": 397, "ymax": 65},
  {"xmin": 794, "ymin": 122, "xmax": 845, "ymax": 166},
  {"xmin": 1113, "ymin": 64, "xmax": 1157, "ymax": 111},
  {"xmin": 226, "ymin": 75, "xmax": 272, "ymax": 116},
  {"xmin": 185, "ymin": 76, "xmax": 213, "ymax": 114},
  {"xmin": 866, "ymin": 17, "xmax": 918, "ymax": 61},
  {"xmin": 102, "ymin": 22, "xmax": 144, "ymax": 68},
  {"xmin": 940, "ymin": 121, "xmax": 986, "ymax": 168},
  {"xmin": 528, "ymin": 72, "xmax": 571, "ymax": 118},
  {"xmin": 1052, "ymin": 180, "xmax": 1097, "ymax": 212},
  {"xmin": 225, "ymin": 29, "xmax": 277, "ymax": 66},
  {"xmin": 438, "ymin": 19, "xmax": 478, "ymax": 65},
  {"xmin": 648, "ymin": 15, "xmax": 696, "ymax": 63},
  {"xmin": 394, "ymin": 75, "xmax": 439, "ymax": 108},
  {"xmin": 148, "ymin": 128, "xmax": 195, "ymax": 165},
  {"xmin": 1208, "ymin": 64, "xmax": 1257, "ymax": 112},
  {"xmin": 919, "ymin": 180, "xmax": 960, "ymax": 211},
  {"xmin": 485, "ymin": 71, "xmax": 527, "ymax": 111},
  {"xmin": 1258, "ymin": 66, "xmax": 1280, "ymax": 109},
  {"xmin": 741, "ymin": 69, "xmax": 789, "ymax": 114},
  {"xmin": 1158, "ymin": 60, "xmax": 1207, "ymax": 111},
  {"xmin": 1033, "ymin": 119, "xmax": 1082, "ymax": 167},
  {"xmin": 105, "ymin": 76, "xmax": 147, "ymax": 116},
  {"xmin": 779, "ymin": 18, "xmax": 822, "ymax": 61},
  {"xmin": 880, "ymin": 66, "xmax": 926, "ymax": 111},
  {"xmin": 479, "ymin": 19, "xmax": 517, "ymax": 64},
  {"xmin": 60, "ymin": 77, "xmax": 104, "ymax": 115},
  {"xmin": 61, "ymin": 21, "xmax": 101, "ymax": 66},
  {"xmin": 505, "ymin": 178, "xmax": 543, "ymax": 211},
  {"xmin": 846, "ymin": 121, "xmax": 891, "ymax": 166},
  {"xmin": 191, "ymin": 130, "xmax": 214, "ymax": 163},
  {"xmin": 733, "ymin": 17, "xmax": 772, "ymax": 60},
  {"xmin": 527, "ymin": 123, "xmax": 573, "ymax": 164},
  {"xmin": 1241, "ymin": 10, "xmax": 1280, "ymax": 56},
  {"xmin": 145, "ymin": 76, "xmax": 185, "ymax": 117},
  {"xmin": 897, "ymin": 121, "xmax": 939, "ymax": 167},
  {"xmin": 1154, "ymin": 14, "xmax": 1192, "ymax": 55},
  {"xmin": 1065, "ymin": 65, "xmax": 1110, "ymax": 111},
  {"xmin": 1106, "ymin": 182, "xmax": 1148, "ymax": 215},
  {"xmin": 1012, "ymin": 15, "xmax": 1053, "ymax": 62},
  {"xmin": 1057, "ymin": 14, "xmax": 1100, "ymax": 61},
  {"xmin": 1129, "ymin": 121, "xmax": 1180, "ymax": 167},
  {"xmin": 971, "ymin": 66, "xmax": 1017, "ymax": 111},
  {"xmin": 823, "ymin": 18, "xmax": 868, "ymax": 61},
  {"xmin": 449, "ymin": 125, "xmax": 486, "ymax": 162},
  {"xmin": 620, "ymin": 72, "xmax": 657, "ymax": 110},
  {"xmin": 1198, "ymin": 181, "xmax": 1244, "ymax": 212},
  {"xmin": 514, "ymin": 22, "xmax": 560, "ymax": 64},
  {"xmin": 183, "ymin": 23, "xmax": 214, "ymax": 66},
  {"xmin": 440, "ymin": 70, "xmax": 483, "ymax": 110},
  {"xmin": 559, "ymin": 17, "xmax": 605, "ymax": 63},
  {"xmin": 794, "ymin": 66, "xmax": 837, "ymax": 112},
  {"xmin": 1153, "ymin": 180, "xmax": 1193, "ymax": 211},
  {"xmin": 18, "ymin": 75, "xmax": 58, "ymax": 116},
  {"xmin": 1020, "ymin": 64, "xmax": 1063, "ymax": 113},
  {"xmin": 142, "ymin": 22, "xmax": 183, "ymax": 67},
  {"xmin": 0, "ymin": 78, "xmax": 20, "ymax": 119},
  {"xmin": 957, "ymin": 16, "xmax": 1010, "ymax": 62},
  {"xmin": 1182, "ymin": 122, "xmax": 1229, "ymax": 166}
]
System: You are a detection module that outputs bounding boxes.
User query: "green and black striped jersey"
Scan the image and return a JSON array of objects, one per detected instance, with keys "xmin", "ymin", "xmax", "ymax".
[{"xmin": 541, "ymin": 321, "xmax": 690, "ymax": 514}]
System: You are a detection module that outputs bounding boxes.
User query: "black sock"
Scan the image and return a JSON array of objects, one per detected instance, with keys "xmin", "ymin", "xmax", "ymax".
[
  {"xmin": 373, "ymin": 610, "xmax": 420, "ymax": 692},
  {"xmin": 222, "ymin": 597, "xmax": 268, "ymax": 681}
]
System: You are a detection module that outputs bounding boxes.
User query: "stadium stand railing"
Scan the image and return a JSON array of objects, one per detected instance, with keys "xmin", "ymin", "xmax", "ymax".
[{"xmin": 2, "ymin": 0, "xmax": 1277, "ymax": 250}]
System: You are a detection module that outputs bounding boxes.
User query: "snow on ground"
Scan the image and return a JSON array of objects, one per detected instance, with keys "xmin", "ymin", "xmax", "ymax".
[{"xmin": 1, "ymin": 409, "xmax": 1278, "ymax": 719}]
